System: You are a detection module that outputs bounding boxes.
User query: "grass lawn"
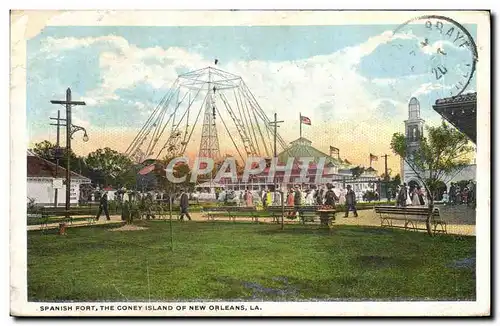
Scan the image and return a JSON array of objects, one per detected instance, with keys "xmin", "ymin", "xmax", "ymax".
[{"xmin": 27, "ymin": 221, "xmax": 475, "ymax": 302}]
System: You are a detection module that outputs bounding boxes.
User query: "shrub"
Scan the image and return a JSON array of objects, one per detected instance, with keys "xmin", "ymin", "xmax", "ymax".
[{"xmin": 363, "ymin": 190, "xmax": 379, "ymax": 202}]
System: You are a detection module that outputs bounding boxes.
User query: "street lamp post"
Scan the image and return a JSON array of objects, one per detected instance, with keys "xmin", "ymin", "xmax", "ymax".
[{"xmin": 50, "ymin": 88, "xmax": 88, "ymax": 221}]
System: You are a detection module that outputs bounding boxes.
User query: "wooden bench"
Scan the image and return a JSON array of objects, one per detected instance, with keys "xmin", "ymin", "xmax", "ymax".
[
  {"xmin": 298, "ymin": 206, "xmax": 323, "ymax": 224},
  {"xmin": 374, "ymin": 205, "xmax": 447, "ymax": 234},
  {"xmin": 266, "ymin": 206, "xmax": 296, "ymax": 223},
  {"xmin": 202, "ymin": 206, "xmax": 259, "ymax": 222},
  {"xmin": 36, "ymin": 205, "xmax": 95, "ymax": 230},
  {"xmin": 266, "ymin": 206, "xmax": 328, "ymax": 225}
]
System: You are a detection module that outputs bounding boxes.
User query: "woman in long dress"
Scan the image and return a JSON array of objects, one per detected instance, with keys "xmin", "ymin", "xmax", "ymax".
[
  {"xmin": 418, "ymin": 187, "xmax": 426, "ymax": 206},
  {"xmin": 245, "ymin": 189, "xmax": 253, "ymax": 207},
  {"xmin": 411, "ymin": 188, "xmax": 420, "ymax": 206},
  {"xmin": 405, "ymin": 185, "xmax": 412, "ymax": 206},
  {"xmin": 287, "ymin": 189, "xmax": 295, "ymax": 206},
  {"xmin": 286, "ymin": 189, "xmax": 295, "ymax": 218},
  {"xmin": 305, "ymin": 189, "xmax": 315, "ymax": 206},
  {"xmin": 339, "ymin": 188, "xmax": 346, "ymax": 206}
]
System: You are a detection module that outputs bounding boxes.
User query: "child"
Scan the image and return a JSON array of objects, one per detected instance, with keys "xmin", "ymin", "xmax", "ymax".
[{"xmin": 442, "ymin": 191, "xmax": 449, "ymax": 206}]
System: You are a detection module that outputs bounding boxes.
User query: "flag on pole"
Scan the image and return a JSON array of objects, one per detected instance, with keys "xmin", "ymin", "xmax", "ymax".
[
  {"xmin": 138, "ymin": 164, "xmax": 155, "ymax": 175},
  {"xmin": 300, "ymin": 115, "xmax": 311, "ymax": 125},
  {"xmin": 370, "ymin": 154, "xmax": 378, "ymax": 162}
]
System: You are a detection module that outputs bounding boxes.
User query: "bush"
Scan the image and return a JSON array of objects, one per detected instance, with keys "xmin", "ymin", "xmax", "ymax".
[
  {"xmin": 363, "ymin": 190, "xmax": 379, "ymax": 202},
  {"xmin": 27, "ymin": 197, "xmax": 37, "ymax": 213}
]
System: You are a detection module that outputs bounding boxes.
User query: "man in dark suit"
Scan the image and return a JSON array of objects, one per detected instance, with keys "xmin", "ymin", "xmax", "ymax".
[
  {"xmin": 95, "ymin": 192, "xmax": 110, "ymax": 221},
  {"xmin": 179, "ymin": 189, "xmax": 191, "ymax": 221},
  {"xmin": 344, "ymin": 185, "xmax": 358, "ymax": 217}
]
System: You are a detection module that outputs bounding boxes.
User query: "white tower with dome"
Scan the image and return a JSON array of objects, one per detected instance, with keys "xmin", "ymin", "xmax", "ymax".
[{"xmin": 401, "ymin": 97, "xmax": 426, "ymax": 189}]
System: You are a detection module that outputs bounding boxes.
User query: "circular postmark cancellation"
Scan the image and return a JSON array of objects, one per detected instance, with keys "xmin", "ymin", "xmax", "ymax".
[{"xmin": 391, "ymin": 15, "xmax": 478, "ymax": 98}]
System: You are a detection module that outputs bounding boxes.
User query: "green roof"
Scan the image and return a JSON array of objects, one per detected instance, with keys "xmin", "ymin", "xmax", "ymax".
[{"xmin": 277, "ymin": 137, "xmax": 353, "ymax": 169}]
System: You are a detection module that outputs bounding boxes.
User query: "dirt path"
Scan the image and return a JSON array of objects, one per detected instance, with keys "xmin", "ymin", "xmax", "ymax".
[{"xmin": 27, "ymin": 205, "xmax": 475, "ymax": 236}]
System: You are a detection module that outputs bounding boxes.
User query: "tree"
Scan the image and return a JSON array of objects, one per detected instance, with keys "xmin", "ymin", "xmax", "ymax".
[
  {"xmin": 350, "ymin": 166, "xmax": 366, "ymax": 179},
  {"xmin": 156, "ymin": 156, "xmax": 194, "ymax": 194},
  {"xmin": 85, "ymin": 147, "xmax": 135, "ymax": 188},
  {"xmin": 32, "ymin": 140, "xmax": 85, "ymax": 175},
  {"xmin": 32, "ymin": 140, "xmax": 57, "ymax": 161},
  {"xmin": 390, "ymin": 122, "xmax": 474, "ymax": 235}
]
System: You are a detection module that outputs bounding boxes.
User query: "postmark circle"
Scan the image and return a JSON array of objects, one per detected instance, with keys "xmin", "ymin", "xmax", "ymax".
[{"xmin": 391, "ymin": 15, "xmax": 478, "ymax": 98}]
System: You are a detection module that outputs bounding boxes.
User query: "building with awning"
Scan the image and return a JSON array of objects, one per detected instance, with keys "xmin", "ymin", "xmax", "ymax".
[{"xmin": 432, "ymin": 92, "xmax": 477, "ymax": 144}]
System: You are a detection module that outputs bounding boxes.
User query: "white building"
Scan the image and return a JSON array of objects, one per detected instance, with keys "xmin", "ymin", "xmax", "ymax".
[
  {"xmin": 401, "ymin": 98, "xmax": 476, "ymax": 191},
  {"xmin": 27, "ymin": 150, "xmax": 91, "ymax": 206}
]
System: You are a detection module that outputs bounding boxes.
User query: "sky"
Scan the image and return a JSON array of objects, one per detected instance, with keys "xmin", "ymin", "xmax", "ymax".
[{"xmin": 26, "ymin": 22, "xmax": 477, "ymax": 175}]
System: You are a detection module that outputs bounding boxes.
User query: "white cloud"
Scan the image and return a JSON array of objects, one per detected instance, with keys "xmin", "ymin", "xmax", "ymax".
[
  {"xmin": 37, "ymin": 30, "xmax": 442, "ymax": 168},
  {"xmin": 411, "ymin": 82, "xmax": 452, "ymax": 97}
]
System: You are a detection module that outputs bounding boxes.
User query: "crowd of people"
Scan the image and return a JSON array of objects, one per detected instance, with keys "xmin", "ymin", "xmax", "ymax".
[
  {"xmin": 394, "ymin": 180, "xmax": 476, "ymax": 208},
  {"xmin": 237, "ymin": 184, "xmax": 359, "ymax": 218},
  {"xmin": 395, "ymin": 183, "xmax": 426, "ymax": 207},
  {"xmin": 442, "ymin": 181, "xmax": 476, "ymax": 207}
]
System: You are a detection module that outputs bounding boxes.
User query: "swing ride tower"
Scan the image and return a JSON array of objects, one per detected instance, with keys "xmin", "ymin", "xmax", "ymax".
[{"xmin": 125, "ymin": 64, "xmax": 287, "ymax": 164}]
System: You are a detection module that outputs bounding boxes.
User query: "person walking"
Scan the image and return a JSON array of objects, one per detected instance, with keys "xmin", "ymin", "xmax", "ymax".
[
  {"xmin": 305, "ymin": 189, "xmax": 315, "ymax": 206},
  {"xmin": 273, "ymin": 189, "xmax": 282, "ymax": 206},
  {"xmin": 405, "ymin": 183, "xmax": 412, "ymax": 206},
  {"xmin": 411, "ymin": 187, "xmax": 420, "ymax": 206},
  {"xmin": 442, "ymin": 190, "xmax": 449, "ymax": 205},
  {"xmin": 324, "ymin": 183, "xmax": 339, "ymax": 208},
  {"xmin": 265, "ymin": 189, "xmax": 272, "ymax": 208},
  {"xmin": 397, "ymin": 184, "xmax": 407, "ymax": 207},
  {"xmin": 316, "ymin": 186, "xmax": 325, "ymax": 205},
  {"xmin": 339, "ymin": 187, "xmax": 346, "ymax": 206},
  {"xmin": 179, "ymin": 189, "xmax": 192, "ymax": 221},
  {"xmin": 294, "ymin": 185, "xmax": 302, "ymax": 218},
  {"xmin": 95, "ymin": 192, "xmax": 110, "ymax": 221},
  {"xmin": 417, "ymin": 186, "xmax": 426, "ymax": 206},
  {"xmin": 344, "ymin": 185, "xmax": 358, "ymax": 217},
  {"xmin": 286, "ymin": 188, "xmax": 295, "ymax": 206},
  {"xmin": 449, "ymin": 183, "xmax": 456, "ymax": 205},
  {"xmin": 244, "ymin": 188, "xmax": 254, "ymax": 207}
]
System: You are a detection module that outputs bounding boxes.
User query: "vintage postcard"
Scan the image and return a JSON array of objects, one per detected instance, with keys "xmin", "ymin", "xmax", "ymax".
[{"xmin": 10, "ymin": 10, "xmax": 490, "ymax": 316}]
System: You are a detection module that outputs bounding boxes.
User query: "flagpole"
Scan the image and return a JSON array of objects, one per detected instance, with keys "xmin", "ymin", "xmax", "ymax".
[{"xmin": 299, "ymin": 113, "xmax": 302, "ymax": 139}]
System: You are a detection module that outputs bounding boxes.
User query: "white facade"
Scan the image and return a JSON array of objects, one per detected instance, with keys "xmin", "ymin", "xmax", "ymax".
[
  {"xmin": 400, "ymin": 98, "xmax": 476, "ymax": 190},
  {"xmin": 27, "ymin": 177, "xmax": 90, "ymax": 206},
  {"xmin": 445, "ymin": 164, "xmax": 476, "ymax": 189}
]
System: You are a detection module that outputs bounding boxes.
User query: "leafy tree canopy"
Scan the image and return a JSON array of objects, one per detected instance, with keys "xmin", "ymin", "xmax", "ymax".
[
  {"xmin": 85, "ymin": 147, "xmax": 135, "ymax": 188},
  {"xmin": 390, "ymin": 122, "xmax": 474, "ymax": 235}
]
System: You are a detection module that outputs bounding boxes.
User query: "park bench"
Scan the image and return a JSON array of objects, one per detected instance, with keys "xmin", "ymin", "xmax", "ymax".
[
  {"xmin": 298, "ymin": 206, "xmax": 323, "ymax": 224},
  {"xmin": 265, "ymin": 206, "xmax": 328, "ymax": 225},
  {"xmin": 266, "ymin": 206, "xmax": 296, "ymax": 223},
  {"xmin": 374, "ymin": 205, "xmax": 447, "ymax": 234},
  {"xmin": 35, "ymin": 205, "xmax": 95, "ymax": 230},
  {"xmin": 202, "ymin": 206, "xmax": 259, "ymax": 222}
]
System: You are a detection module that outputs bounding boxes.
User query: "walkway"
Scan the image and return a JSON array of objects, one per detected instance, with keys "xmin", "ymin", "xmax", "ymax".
[
  {"xmin": 27, "ymin": 205, "xmax": 475, "ymax": 236},
  {"xmin": 27, "ymin": 215, "xmax": 124, "ymax": 231}
]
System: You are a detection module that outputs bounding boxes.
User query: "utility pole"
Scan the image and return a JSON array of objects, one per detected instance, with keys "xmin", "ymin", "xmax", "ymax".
[
  {"xmin": 269, "ymin": 113, "xmax": 284, "ymax": 191},
  {"xmin": 50, "ymin": 88, "xmax": 88, "ymax": 221},
  {"xmin": 381, "ymin": 154, "xmax": 389, "ymax": 201},
  {"xmin": 49, "ymin": 110, "xmax": 64, "ymax": 207},
  {"xmin": 269, "ymin": 113, "xmax": 284, "ymax": 159}
]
